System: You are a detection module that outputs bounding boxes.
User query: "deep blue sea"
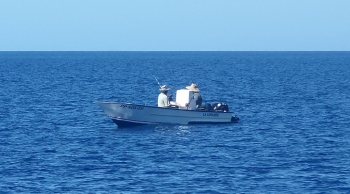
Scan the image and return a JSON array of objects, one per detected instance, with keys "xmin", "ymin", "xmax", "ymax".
[{"xmin": 1, "ymin": 51, "xmax": 350, "ymax": 193}]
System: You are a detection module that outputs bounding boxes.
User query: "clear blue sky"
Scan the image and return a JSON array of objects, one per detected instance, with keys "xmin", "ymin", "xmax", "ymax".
[{"xmin": 1, "ymin": 0, "xmax": 349, "ymax": 51}]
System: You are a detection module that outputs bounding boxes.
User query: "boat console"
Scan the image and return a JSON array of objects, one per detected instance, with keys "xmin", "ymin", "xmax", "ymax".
[{"xmin": 175, "ymin": 89, "xmax": 196, "ymax": 110}]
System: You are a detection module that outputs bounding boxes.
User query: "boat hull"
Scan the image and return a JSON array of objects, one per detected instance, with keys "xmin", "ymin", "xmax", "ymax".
[{"xmin": 96, "ymin": 102, "xmax": 239, "ymax": 127}]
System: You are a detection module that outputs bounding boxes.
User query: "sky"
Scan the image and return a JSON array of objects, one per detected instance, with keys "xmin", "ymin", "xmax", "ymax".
[{"xmin": 1, "ymin": 0, "xmax": 350, "ymax": 51}]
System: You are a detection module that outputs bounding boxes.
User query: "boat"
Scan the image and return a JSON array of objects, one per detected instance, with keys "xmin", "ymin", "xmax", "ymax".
[{"xmin": 96, "ymin": 88, "xmax": 239, "ymax": 128}]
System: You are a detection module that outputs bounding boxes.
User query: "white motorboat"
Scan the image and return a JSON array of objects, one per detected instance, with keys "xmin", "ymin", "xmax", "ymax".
[{"xmin": 96, "ymin": 89, "xmax": 239, "ymax": 128}]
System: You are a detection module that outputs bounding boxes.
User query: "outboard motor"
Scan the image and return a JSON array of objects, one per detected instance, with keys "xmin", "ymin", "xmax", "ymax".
[{"xmin": 212, "ymin": 102, "xmax": 229, "ymax": 112}]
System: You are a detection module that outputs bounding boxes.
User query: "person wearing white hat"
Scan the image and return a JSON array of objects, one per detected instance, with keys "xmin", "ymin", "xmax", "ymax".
[
  {"xmin": 158, "ymin": 85, "xmax": 171, "ymax": 107},
  {"xmin": 186, "ymin": 83, "xmax": 203, "ymax": 108}
]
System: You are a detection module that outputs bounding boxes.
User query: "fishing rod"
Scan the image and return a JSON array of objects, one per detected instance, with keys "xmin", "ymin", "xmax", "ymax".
[{"xmin": 154, "ymin": 76, "xmax": 162, "ymax": 88}]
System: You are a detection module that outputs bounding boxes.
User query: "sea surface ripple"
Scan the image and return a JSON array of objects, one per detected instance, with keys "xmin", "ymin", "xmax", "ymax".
[{"xmin": 1, "ymin": 51, "xmax": 350, "ymax": 193}]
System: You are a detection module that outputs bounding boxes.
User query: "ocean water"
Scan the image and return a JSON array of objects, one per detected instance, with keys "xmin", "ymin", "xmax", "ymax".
[{"xmin": 1, "ymin": 51, "xmax": 350, "ymax": 193}]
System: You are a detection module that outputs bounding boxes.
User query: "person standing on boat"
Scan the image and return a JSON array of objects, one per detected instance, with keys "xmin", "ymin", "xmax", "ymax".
[
  {"xmin": 186, "ymin": 83, "xmax": 203, "ymax": 108},
  {"xmin": 158, "ymin": 85, "xmax": 171, "ymax": 107}
]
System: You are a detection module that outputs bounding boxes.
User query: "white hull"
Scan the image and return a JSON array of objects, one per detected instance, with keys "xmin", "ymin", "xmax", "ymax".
[{"xmin": 96, "ymin": 101, "xmax": 239, "ymax": 127}]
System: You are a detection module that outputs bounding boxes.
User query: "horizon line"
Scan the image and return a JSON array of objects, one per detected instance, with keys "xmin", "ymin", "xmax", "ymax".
[{"xmin": 1, "ymin": 50, "xmax": 349, "ymax": 52}]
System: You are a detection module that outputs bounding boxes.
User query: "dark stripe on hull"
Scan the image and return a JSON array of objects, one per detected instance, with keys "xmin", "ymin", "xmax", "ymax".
[
  {"xmin": 189, "ymin": 116, "xmax": 239, "ymax": 124},
  {"xmin": 112, "ymin": 119, "xmax": 147, "ymax": 128},
  {"xmin": 112, "ymin": 116, "xmax": 239, "ymax": 128}
]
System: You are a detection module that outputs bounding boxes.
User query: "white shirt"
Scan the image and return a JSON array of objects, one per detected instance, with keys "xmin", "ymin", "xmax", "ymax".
[{"xmin": 158, "ymin": 93, "xmax": 169, "ymax": 107}]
